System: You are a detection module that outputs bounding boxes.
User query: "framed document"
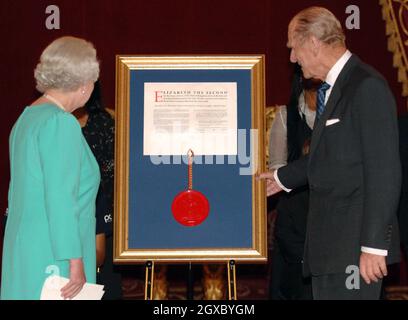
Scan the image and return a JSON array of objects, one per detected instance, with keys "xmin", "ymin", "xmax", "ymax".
[{"xmin": 114, "ymin": 55, "xmax": 267, "ymax": 263}]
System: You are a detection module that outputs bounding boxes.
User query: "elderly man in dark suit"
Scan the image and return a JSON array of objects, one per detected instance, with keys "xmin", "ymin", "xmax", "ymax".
[{"xmin": 259, "ymin": 6, "xmax": 401, "ymax": 299}]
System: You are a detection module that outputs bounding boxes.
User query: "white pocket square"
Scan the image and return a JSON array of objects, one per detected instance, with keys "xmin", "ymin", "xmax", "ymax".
[{"xmin": 326, "ymin": 119, "xmax": 340, "ymax": 126}]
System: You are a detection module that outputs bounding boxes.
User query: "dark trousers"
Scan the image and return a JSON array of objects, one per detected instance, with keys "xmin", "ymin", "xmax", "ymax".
[
  {"xmin": 312, "ymin": 273, "xmax": 383, "ymax": 300},
  {"xmin": 97, "ymin": 235, "xmax": 123, "ymax": 300},
  {"xmin": 269, "ymin": 245, "xmax": 312, "ymax": 300}
]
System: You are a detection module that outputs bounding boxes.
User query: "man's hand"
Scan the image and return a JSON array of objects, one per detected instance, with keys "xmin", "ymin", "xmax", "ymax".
[
  {"xmin": 256, "ymin": 170, "xmax": 283, "ymax": 196},
  {"xmin": 61, "ymin": 258, "xmax": 86, "ymax": 300},
  {"xmin": 359, "ymin": 252, "xmax": 387, "ymax": 285}
]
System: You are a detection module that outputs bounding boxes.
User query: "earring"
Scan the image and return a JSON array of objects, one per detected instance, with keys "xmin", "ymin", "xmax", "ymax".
[{"xmin": 81, "ymin": 90, "xmax": 85, "ymax": 94}]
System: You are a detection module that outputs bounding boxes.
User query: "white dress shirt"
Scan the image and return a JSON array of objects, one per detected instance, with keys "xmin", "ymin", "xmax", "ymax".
[{"xmin": 274, "ymin": 50, "xmax": 387, "ymax": 256}]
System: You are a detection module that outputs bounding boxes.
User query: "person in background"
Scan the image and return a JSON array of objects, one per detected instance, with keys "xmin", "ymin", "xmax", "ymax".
[
  {"xmin": 1, "ymin": 36, "xmax": 100, "ymax": 300},
  {"xmin": 269, "ymin": 66, "xmax": 318, "ymax": 300},
  {"xmin": 74, "ymin": 81, "xmax": 123, "ymax": 300}
]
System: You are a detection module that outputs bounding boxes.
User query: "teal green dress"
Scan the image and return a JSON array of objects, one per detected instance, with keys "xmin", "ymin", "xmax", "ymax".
[{"xmin": 1, "ymin": 104, "xmax": 100, "ymax": 300}]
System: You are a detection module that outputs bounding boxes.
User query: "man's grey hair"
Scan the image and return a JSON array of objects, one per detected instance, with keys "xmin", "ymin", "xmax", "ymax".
[
  {"xmin": 34, "ymin": 36, "xmax": 99, "ymax": 93},
  {"xmin": 290, "ymin": 7, "xmax": 346, "ymax": 47}
]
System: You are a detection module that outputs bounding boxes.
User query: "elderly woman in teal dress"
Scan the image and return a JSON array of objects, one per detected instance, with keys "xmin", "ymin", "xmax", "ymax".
[{"xmin": 1, "ymin": 36, "xmax": 100, "ymax": 300}]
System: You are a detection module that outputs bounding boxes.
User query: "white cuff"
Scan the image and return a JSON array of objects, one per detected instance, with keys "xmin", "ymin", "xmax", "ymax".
[
  {"xmin": 361, "ymin": 246, "xmax": 388, "ymax": 256},
  {"xmin": 274, "ymin": 169, "xmax": 292, "ymax": 193}
]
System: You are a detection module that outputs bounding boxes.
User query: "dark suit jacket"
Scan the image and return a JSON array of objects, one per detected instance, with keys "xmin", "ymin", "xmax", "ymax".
[
  {"xmin": 278, "ymin": 55, "xmax": 402, "ymax": 276},
  {"xmin": 397, "ymin": 115, "xmax": 408, "ymax": 256}
]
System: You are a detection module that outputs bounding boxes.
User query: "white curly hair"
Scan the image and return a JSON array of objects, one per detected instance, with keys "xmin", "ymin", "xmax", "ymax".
[{"xmin": 34, "ymin": 36, "xmax": 99, "ymax": 93}]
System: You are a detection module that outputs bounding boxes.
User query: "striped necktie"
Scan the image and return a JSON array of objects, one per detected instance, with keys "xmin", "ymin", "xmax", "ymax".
[{"xmin": 316, "ymin": 82, "xmax": 331, "ymax": 118}]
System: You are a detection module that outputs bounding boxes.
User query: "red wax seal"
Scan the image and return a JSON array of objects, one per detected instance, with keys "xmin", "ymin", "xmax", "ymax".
[{"xmin": 172, "ymin": 189, "xmax": 210, "ymax": 227}]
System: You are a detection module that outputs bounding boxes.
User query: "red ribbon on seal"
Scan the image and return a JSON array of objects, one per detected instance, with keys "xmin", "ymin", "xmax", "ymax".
[{"xmin": 171, "ymin": 150, "xmax": 210, "ymax": 227}]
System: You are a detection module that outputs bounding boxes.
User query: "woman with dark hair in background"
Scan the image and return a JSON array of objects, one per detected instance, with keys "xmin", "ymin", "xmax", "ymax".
[
  {"xmin": 269, "ymin": 66, "xmax": 320, "ymax": 300},
  {"xmin": 74, "ymin": 81, "xmax": 122, "ymax": 300}
]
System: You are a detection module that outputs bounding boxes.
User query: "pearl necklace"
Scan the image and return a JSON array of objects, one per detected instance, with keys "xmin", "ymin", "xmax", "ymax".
[{"xmin": 43, "ymin": 93, "xmax": 66, "ymax": 111}]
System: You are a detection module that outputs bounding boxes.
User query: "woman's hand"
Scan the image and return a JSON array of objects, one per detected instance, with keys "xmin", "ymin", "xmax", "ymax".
[{"xmin": 60, "ymin": 258, "xmax": 86, "ymax": 299}]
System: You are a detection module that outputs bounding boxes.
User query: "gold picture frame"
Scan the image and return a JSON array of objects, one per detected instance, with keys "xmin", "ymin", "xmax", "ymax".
[{"xmin": 114, "ymin": 55, "xmax": 267, "ymax": 263}]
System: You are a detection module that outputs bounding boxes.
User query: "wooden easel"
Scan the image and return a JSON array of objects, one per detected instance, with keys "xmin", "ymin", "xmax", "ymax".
[{"xmin": 144, "ymin": 260, "xmax": 238, "ymax": 300}]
